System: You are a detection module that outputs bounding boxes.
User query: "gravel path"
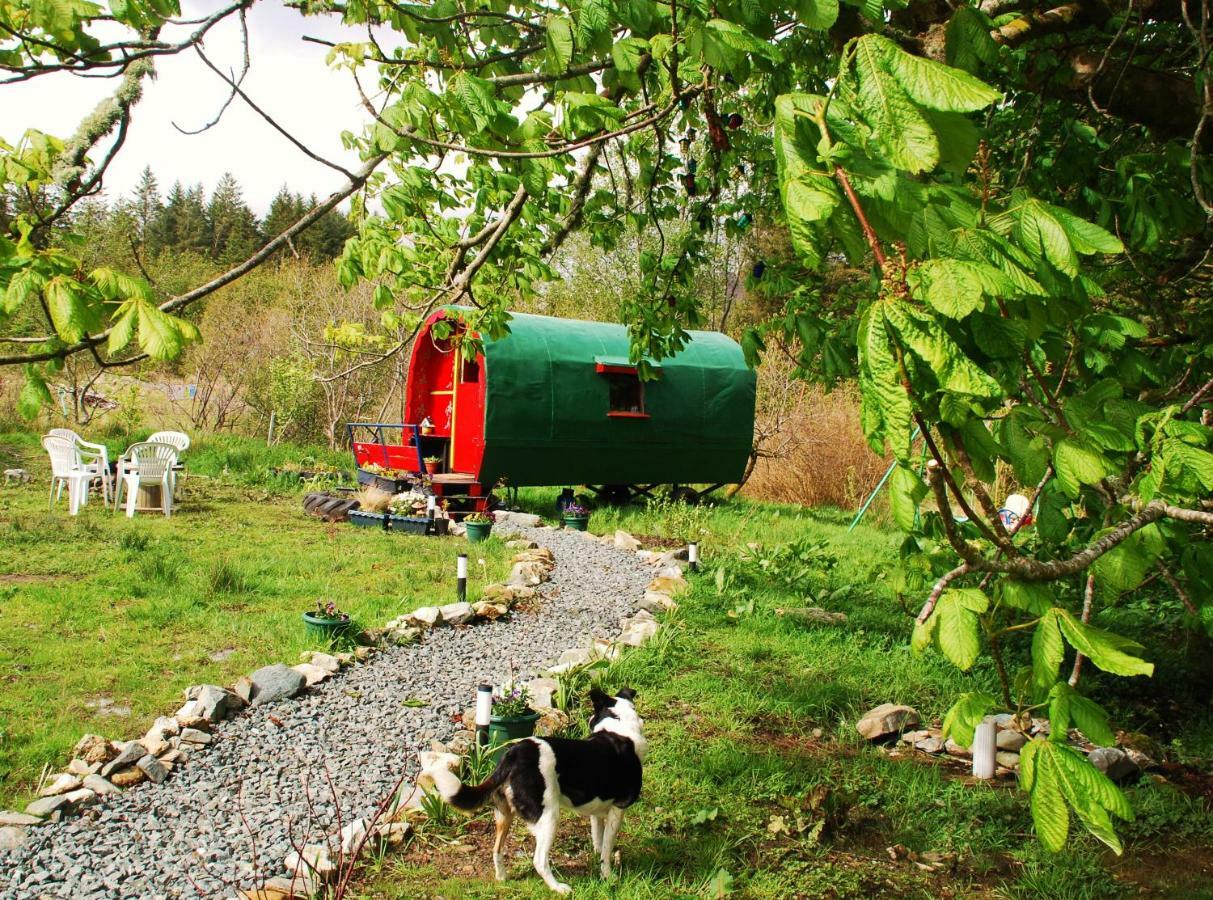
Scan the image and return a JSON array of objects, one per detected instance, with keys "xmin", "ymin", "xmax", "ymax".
[{"xmin": 0, "ymin": 524, "xmax": 650, "ymax": 899}]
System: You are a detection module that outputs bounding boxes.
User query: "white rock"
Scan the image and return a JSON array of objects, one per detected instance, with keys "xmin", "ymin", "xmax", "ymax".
[
  {"xmin": 916, "ymin": 737, "xmax": 945, "ymax": 754},
  {"xmin": 524, "ymin": 677, "xmax": 560, "ymax": 709},
  {"xmin": 0, "ymin": 811, "xmax": 43, "ymax": 826},
  {"xmin": 39, "ymin": 773, "xmax": 81, "ymax": 797},
  {"xmin": 308, "ymin": 652, "xmax": 342, "ymax": 673},
  {"xmin": 136, "ymin": 755, "xmax": 168, "ymax": 784},
  {"xmin": 638, "ymin": 591, "xmax": 678, "ymax": 613},
  {"xmin": 82, "ymin": 774, "xmax": 120, "ymax": 796},
  {"xmin": 996, "ymin": 729, "xmax": 1027, "ymax": 752},
  {"xmin": 339, "ymin": 818, "xmax": 370, "ymax": 854},
  {"xmin": 557, "ymin": 647, "xmax": 594, "ymax": 666},
  {"xmin": 654, "ymin": 565, "xmax": 686, "ymax": 580},
  {"xmin": 619, "ymin": 620, "xmax": 659, "ymax": 647},
  {"xmin": 856, "ymin": 704, "xmax": 921, "ymax": 741},
  {"xmin": 996, "ymin": 751, "xmax": 1021, "ymax": 769},
  {"xmin": 62, "ymin": 787, "xmax": 96, "ymax": 808},
  {"xmin": 24, "ymin": 795, "xmax": 70, "ymax": 818},
  {"xmin": 614, "ymin": 530, "xmax": 642, "ymax": 552},
  {"xmin": 284, "ymin": 844, "xmax": 336, "ymax": 880},
  {"xmin": 493, "ymin": 511, "xmax": 543, "ymax": 528},
  {"xmin": 405, "ymin": 606, "xmax": 442, "ymax": 628},
  {"xmin": 438, "ymin": 601, "xmax": 476, "ymax": 626},
  {"xmin": 292, "ymin": 663, "xmax": 332, "ymax": 687},
  {"xmin": 0, "ymin": 826, "xmax": 27, "ymax": 850},
  {"xmin": 66, "ymin": 759, "xmax": 91, "ymax": 777}
]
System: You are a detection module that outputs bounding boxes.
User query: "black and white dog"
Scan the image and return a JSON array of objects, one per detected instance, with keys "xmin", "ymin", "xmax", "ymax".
[{"xmin": 419, "ymin": 687, "xmax": 646, "ymax": 895}]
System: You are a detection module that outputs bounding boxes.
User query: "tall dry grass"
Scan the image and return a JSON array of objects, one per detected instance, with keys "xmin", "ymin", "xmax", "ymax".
[{"xmin": 742, "ymin": 357, "xmax": 891, "ymax": 511}]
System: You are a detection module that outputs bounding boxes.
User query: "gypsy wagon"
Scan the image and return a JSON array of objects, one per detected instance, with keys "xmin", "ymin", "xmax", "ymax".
[{"xmin": 349, "ymin": 308, "xmax": 755, "ymax": 511}]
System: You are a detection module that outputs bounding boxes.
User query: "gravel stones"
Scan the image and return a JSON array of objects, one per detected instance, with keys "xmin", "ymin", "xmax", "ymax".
[
  {"xmin": 856, "ymin": 704, "xmax": 921, "ymax": 741},
  {"xmin": 248, "ymin": 664, "xmax": 307, "ymax": 706},
  {"xmin": 0, "ymin": 520, "xmax": 651, "ymax": 897}
]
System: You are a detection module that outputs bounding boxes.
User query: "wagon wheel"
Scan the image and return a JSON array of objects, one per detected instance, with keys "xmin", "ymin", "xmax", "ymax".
[
  {"xmin": 669, "ymin": 485, "xmax": 701, "ymax": 506},
  {"xmin": 597, "ymin": 484, "xmax": 633, "ymax": 505}
]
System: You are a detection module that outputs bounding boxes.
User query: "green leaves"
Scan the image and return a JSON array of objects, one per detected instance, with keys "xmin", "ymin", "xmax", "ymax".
[
  {"xmin": 1003, "ymin": 197, "xmax": 1124, "ymax": 276},
  {"xmin": 447, "ymin": 72, "xmax": 498, "ymax": 133},
  {"xmin": 796, "ymin": 0, "xmax": 839, "ymax": 29},
  {"xmin": 1019, "ymin": 738, "xmax": 1133, "ymax": 853},
  {"xmin": 544, "ymin": 15, "xmax": 576, "ymax": 74},
  {"xmin": 18, "ymin": 367, "xmax": 52, "ymax": 420},
  {"xmin": 909, "ymin": 258, "xmax": 1020, "ymax": 319},
  {"xmin": 1048, "ymin": 683, "xmax": 1115, "ymax": 746},
  {"xmin": 847, "ymin": 35, "xmax": 1000, "ymax": 173},
  {"xmin": 1091, "ymin": 524, "xmax": 1163, "ymax": 593},
  {"xmin": 942, "ymin": 691, "xmax": 998, "ymax": 747},
  {"xmin": 889, "ymin": 463, "xmax": 927, "ymax": 531},
  {"xmin": 1052, "ymin": 439, "xmax": 1113, "ymax": 498},
  {"xmin": 914, "ymin": 587, "xmax": 988, "ymax": 670},
  {"xmin": 685, "ymin": 18, "xmax": 780, "ymax": 78},
  {"xmin": 1032, "ymin": 608, "xmax": 1154, "ymax": 695}
]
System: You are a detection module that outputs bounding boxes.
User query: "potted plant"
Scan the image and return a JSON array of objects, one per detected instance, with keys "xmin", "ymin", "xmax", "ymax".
[
  {"xmin": 487, "ymin": 684, "xmax": 540, "ymax": 746},
  {"xmin": 562, "ymin": 502, "xmax": 590, "ymax": 531},
  {"xmin": 302, "ymin": 600, "xmax": 352, "ymax": 644},
  {"xmin": 464, "ymin": 510, "xmax": 494, "ymax": 543},
  {"xmin": 388, "ymin": 492, "xmax": 431, "ymax": 535},
  {"xmin": 423, "ymin": 455, "xmax": 442, "ymax": 475}
]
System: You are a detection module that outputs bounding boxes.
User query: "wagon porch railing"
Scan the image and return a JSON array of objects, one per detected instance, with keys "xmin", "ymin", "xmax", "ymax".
[{"xmin": 346, "ymin": 422, "xmax": 426, "ymax": 474}]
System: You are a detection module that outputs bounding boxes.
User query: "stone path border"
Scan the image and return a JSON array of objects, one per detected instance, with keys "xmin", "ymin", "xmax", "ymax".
[{"xmin": 0, "ymin": 516, "xmax": 688, "ymax": 899}]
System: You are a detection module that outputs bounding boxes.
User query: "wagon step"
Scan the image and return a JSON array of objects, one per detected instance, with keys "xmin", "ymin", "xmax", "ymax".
[{"xmin": 430, "ymin": 472, "xmax": 477, "ymax": 484}]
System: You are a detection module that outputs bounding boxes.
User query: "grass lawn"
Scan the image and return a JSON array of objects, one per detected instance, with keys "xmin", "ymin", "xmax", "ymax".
[
  {"xmin": 357, "ymin": 490, "xmax": 1213, "ymax": 898},
  {"xmin": 0, "ymin": 431, "xmax": 514, "ymax": 808}
]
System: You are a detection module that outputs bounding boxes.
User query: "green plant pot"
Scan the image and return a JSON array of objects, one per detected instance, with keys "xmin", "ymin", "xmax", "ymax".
[
  {"xmin": 487, "ymin": 710, "xmax": 540, "ymax": 748},
  {"xmin": 563, "ymin": 515, "xmax": 590, "ymax": 531},
  {"xmin": 302, "ymin": 612, "xmax": 352, "ymax": 645},
  {"xmin": 465, "ymin": 521, "xmax": 493, "ymax": 543}
]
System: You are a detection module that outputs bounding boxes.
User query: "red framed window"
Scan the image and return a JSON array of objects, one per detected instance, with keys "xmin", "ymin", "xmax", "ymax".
[{"xmin": 596, "ymin": 362, "xmax": 648, "ymax": 418}]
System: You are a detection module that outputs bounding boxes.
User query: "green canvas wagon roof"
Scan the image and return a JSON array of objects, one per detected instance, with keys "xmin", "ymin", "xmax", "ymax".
[{"xmin": 468, "ymin": 311, "xmax": 755, "ymax": 487}]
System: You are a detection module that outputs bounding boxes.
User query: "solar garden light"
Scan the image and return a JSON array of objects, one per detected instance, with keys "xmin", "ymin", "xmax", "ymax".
[
  {"xmin": 688, "ymin": 541, "xmax": 699, "ymax": 573},
  {"xmin": 972, "ymin": 720, "xmax": 997, "ymax": 780},
  {"xmin": 457, "ymin": 553, "xmax": 468, "ymax": 602},
  {"xmin": 475, "ymin": 683, "xmax": 493, "ymax": 747},
  {"xmin": 426, "ymin": 495, "xmax": 437, "ymax": 517}
]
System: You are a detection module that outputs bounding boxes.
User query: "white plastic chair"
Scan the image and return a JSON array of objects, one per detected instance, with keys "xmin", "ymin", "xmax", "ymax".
[
  {"xmin": 147, "ymin": 431, "xmax": 189, "ymax": 493},
  {"xmin": 48, "ymin": 427, "xmax": 112, "ymax": 506},
  {"xmin": 114, "ymin": 442, "xmax": 178, "ymax": 518},
  {"xmin": 147, "ymin": 431, "xmax": 190, "ymax": 453},
  {"xmin": 41, "ymin": 435, "xmax": 90, "ymax": 515}
]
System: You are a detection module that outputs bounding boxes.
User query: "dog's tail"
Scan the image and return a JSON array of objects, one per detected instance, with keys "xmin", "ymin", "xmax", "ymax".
[{"xmin": 419, "ymin": 750, "xmax": 509, "ymax": 811}]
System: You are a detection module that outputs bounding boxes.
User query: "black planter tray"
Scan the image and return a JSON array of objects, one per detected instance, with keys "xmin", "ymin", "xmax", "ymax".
[
  {"xmin": 348, "ymin": 510, "xmax": 388, "ymax": 529},
  {"xmin": 388, "ymin": 515, "xmax": 431, "ymax": 535},
  {"xmin": 356, "ymin": 469, "xmax": 414, "ymax": 494}
]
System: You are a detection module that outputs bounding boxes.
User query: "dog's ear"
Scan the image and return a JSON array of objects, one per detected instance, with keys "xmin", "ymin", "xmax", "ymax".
[
  {"xmin": 616, "ymin": 687, "xmax": 637, "ymax": 702},
  {"xmin": 589, "ymin": 687, "xmax": 613, "ymax": 710}
]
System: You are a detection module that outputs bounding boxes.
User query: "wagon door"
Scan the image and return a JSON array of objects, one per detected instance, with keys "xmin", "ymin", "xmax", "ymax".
[{"xmin": 451, "ymin": 345, "xmax": 486, "ymax": 475}]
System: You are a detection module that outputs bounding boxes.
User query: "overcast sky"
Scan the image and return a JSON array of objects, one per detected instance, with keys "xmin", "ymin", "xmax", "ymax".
[{"xmin": 4, "ymin": 1, "xmax": 373, "ymax": 213}]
